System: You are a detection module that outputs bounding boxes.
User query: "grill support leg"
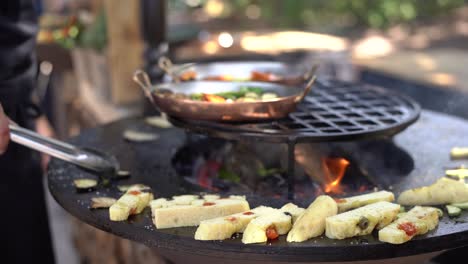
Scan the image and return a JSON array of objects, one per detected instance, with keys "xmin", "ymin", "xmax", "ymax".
[{"xmin": 287, "ymin": 140, "xmax": 296, "ymax": 200}]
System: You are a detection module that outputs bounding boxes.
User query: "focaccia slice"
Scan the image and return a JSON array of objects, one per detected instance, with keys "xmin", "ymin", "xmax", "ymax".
[
  {"xmin": 287, "ymin": 195, "xmax": 337, "ymax": 242},
  {"xmin": 242, "ymin": 211, "xmax": 293, "ymax": 244},
  {"xmin": 336, "ymin": 191, "xmax": 395, "ymax": 213},
  {"xmin": 153, "ymin": 198, "xmax": 250, "ymax": 229},
  {"xmin": 398, "ymin": 178, "xmax": 468, "ymax": 205},
  {"xmin": 110, "ymin": 184, "xmax": 154, "ymax": 221},
  {"xmin": 127, "ymin": 185, "xmax": 154, "ymax": 214},
  {"xmin": 280, "ymin": 203, "xmax": 305, "ymax": 223},
  {"xmin": 195, "ymin": 206, "xmax": 277, "ymax": 240},
  {"xmin": 379, "ymin": 206, "xmax": 439, "ymax": 244},
  {"xmin": 172, "ymin": 195, "xmax": 199, "ymax": 205},
  {"xmin": 325, "ymin": 201, "xmax": 400, "ymax": 240}
]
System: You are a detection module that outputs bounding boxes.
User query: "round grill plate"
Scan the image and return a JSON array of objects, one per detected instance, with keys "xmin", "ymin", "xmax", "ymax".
[{"xmin": 170, "ymin": 80, "xmax": 421, "ymax": 143}]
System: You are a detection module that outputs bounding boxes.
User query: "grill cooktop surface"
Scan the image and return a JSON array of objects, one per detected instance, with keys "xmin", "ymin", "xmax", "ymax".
[{"xmin": 48, "ymin": 110, "xmax": 468, "ymax": 262}]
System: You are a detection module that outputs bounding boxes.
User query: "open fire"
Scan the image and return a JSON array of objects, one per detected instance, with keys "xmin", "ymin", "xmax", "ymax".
[
  {"xmin": 171, "ymin": 135, "xmax": 404, "ymax": 199},
  {"xmin": 322, "ymin": 158, "xmax": 350, "ymax": 194}
]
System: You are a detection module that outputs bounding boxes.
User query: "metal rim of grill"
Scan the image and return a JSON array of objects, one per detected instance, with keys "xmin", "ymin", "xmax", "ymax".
[{"xmin": 170, "ymin": 79, "xmax": 421, "ymax": 143}]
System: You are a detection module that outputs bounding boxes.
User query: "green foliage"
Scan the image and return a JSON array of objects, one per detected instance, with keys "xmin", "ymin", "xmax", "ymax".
[
  {"xmin": 50, "ymin": 10, "xmax": 107, "ymax": 52},
  {"xmin": 218, "ymin": 168, "xmax": 241, "ymax": 183},
  {"xmin": 79, "ymin": 10, "xmax": 107, "ymax": 52},
  {"xmin": 172, "ymin": 0, "xmax": 467, "ymax": 30},
  {"xmin": 258, "ymin": 0, "xmax": 466, "ymax": 29}
]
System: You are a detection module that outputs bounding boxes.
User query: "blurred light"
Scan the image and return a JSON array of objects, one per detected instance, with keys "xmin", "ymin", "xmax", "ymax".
[
  {"xmin": 429, "ymin": 72, "xmax": 457, "ymax": 86},
  {"xmin": 68, "ymin": 26, "xmax": 79, "ymax": 38},
  {"xmin": 240, "ymin": 31, "xmax": 348, "ymax": 54},
  {"xmin": 185, "ymin": 0, "xmax": 201, "ymax": 7},
  {"xmin": 245, "ymin": 4, "xmax": 261, "ymax": 19},
  {"xmin": 203, "ymin": 40, "xmax": 219, "ymax": 54},
  {"xmin": 408, "ymin": 34, "xmax": 429, "ymax": 49},
  {"xmin": 352, "ymin": 36, "xmax": 394, "ymax": 59},
  {"xmin": 204, "ymin": 0, "xmax": 224, "ymax": 18},
  {"xmin": 455, "ymin": 21, "xmax": 468, "ymax": 36},
  {"xmin": 387, "ymin": 25, "xmax": 408, "ymax": 42},
  {"xmin": 414, "ymin": 54, "xmax": 437, "ymax": 71},
  {"xmin": 218, "ymin": 32, "xmax": 234, "ymax": 48},
  {"xmin": 198, "ymin": 30, "xmax": 211, "ymax": 42}
]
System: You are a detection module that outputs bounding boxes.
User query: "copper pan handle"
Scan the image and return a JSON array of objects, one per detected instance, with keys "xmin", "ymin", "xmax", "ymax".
[
  {"xmin": 158, "ymin": 56, "xmax": 178, "ymax": 82},
  {"xmin": 295, "ymin": 64, "xmax": 319, "ymax": 103},
  {"xmin": 303, "ymin": 63, "xmax": 319, "ymax": 80},
  {"xmin": 133, "ymin": 70, "xmax": 168, "ymax": 116},
  {"xmin": 133, "ymin": 70, "xmax": 155, "ymax": 103}
]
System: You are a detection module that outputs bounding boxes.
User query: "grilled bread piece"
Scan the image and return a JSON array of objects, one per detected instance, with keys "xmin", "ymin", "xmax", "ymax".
[
  {"xmin": 287, "ymin": 195, "xmax": 337, "ymax": 242},
  {"xmin": 127, "ymin": 185, "xmax": 154, "ymax": 214},
  {"xmin": 398, "ymin": 178, "xmax": 468, "ymax": 205},
  {"xmin": 110, "ymin": 185, "xmax": 154, "ymax": 221},
  {"xmin": 280, "ymin": 203, "xmax": 306, "ymax": 223},
  {"xmin": 153, "ymin": 198, "xmax": 249, "ymax": 229},
  {"xmin": 172, "ymin": 195, "xmax": 199, "ymax": 205},
  {"xmin": 195, "ymin": 206, "xmax": 277, "ymax": 240},
  {"xmin": 379, "ymin": 206, "xmax": 439, "ymax": 244},
  {"xmin": 242, "ymin": 211, "xmax": 293, "ymax": 244},
  {"xmin": 325, "ymin": 201, "xmax": 400, "ymax": 239},
  {"xmin": 109, "ymin": 195, "xmax": 140, "ymax": 221},
  {"xmin": 336, "ymin": 191, "xmax": 395, "ymax": 213}
]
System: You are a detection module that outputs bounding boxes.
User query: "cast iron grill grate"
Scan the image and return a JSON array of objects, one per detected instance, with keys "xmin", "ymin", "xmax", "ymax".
[{"xmin": 169, "ymin": 80, "xmax": 421, "ymax": 143}]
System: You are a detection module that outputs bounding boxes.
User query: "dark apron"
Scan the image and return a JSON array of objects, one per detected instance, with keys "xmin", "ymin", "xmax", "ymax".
[{"xmin": 0, "ymin": 1, "xmax": 55, "ymax": 263}]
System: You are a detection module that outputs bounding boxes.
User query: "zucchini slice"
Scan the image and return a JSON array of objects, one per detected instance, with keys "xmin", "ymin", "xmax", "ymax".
[
  {"xmin": 116, "ymin": 170, "xmax": 131, "ymax": 179},
  {"xmin": 446, "ymin": 205, "xmax": 462, "ymax": 217},
  {"xmin": 74, "ymin": 179, "xmax": 98, "ymax": 190},
  {"xmin": 449, "ymin": 201, "xmax": 468, "ymax": 209},
  {"xmin": 145, "ymin": 116, "xmax": 172, "ymax": 128},
  {"xmin": 123, "ymin": 130, "xmax": 159, "ymax": 142},
  {"xmin": 451, "ymin": 147, "xmax": 468, "ymax": 160},
  {"xmin": 91, "ymin": 197, "xmax": 117, "ymax": 209},
  {"xmin": 117, "ymin": 184, "xmax": 151, "ymax": 193}
]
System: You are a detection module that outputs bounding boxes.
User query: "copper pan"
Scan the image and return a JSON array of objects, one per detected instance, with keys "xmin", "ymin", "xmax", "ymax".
[
  {"xmin": 133, "ymin": 70, "xmax": 317, "ymax": 122},
  {"xmin": 158, "ymin": 57, "xmax": 313, "ymax": 85}
]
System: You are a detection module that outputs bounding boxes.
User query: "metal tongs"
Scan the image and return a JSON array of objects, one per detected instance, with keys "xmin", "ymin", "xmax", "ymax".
[{"xmin": 9, "ymin": 123, "xmax": 119, "ymax": 175}]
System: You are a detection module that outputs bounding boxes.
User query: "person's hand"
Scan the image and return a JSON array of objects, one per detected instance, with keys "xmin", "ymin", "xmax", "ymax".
[{"xmin": 0, "ymin": 103, "xmax": 10, "ymax": 154}]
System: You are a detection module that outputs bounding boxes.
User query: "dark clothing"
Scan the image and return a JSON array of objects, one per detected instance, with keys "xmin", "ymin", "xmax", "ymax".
[{"xmin": 0, "ymin": 1, "xmax": 55, "ymax": 263}]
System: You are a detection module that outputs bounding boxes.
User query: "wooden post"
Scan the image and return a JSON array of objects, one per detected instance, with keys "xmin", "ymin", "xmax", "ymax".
[{"xmin": 104, "ymin": 0, "xmax": 144, "ymax": 105}]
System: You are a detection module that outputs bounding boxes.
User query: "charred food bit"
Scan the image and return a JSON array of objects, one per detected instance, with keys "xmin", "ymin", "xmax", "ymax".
[{"xmin": 91, "ymin": 197, "xmax": 117, "ymax": 209}]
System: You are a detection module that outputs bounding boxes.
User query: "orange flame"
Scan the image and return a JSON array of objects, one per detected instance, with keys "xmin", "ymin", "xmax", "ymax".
[{"xmin": 322, "ymin": 158, "xmax": 350, "ymax": 194}]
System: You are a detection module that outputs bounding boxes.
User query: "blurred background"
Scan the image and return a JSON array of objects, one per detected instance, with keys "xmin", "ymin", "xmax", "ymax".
[{"xmin": 35, "ymin": 0, "xmax": 468, "ymax": 263}]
